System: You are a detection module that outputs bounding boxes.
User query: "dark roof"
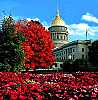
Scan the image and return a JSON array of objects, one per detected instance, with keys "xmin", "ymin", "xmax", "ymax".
[{"xmin": 53, "ymin": 40, "xmax": 92, "ymax": 52}]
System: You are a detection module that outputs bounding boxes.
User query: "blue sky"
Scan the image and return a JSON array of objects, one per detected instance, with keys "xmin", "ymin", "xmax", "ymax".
[{"xmin": 0, "ymin": 0, "xmax": 98, "ymax": 41}]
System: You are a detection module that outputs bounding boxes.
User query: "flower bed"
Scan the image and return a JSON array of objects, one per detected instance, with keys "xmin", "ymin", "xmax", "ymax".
[{"xmin": 0, "ymin": 72, "xmax": 98, "ymax": 100}]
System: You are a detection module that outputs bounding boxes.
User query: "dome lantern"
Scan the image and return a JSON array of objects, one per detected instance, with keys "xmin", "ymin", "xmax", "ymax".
[{"xmin": 51, "ymin": 9, "xmax": 65, "ymax": 27}]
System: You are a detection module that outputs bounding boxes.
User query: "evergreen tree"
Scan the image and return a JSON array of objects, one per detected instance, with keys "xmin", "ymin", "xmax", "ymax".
[
  {"xmin": 0, "ymin": 16, "xmax": 24, "ymax": 71},
  {"xmin": 88, "ymin": 40, "xmax": 98, "ymax": 67}
]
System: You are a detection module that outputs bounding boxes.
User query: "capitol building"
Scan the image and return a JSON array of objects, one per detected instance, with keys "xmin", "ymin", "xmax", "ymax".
[
  {"xmin": 48, "ymin": 10, "xmax": 69, "ymax": 48},
  {"xmin": 48, "ymin": 10, "xmax": 92, "ymax": 68}
]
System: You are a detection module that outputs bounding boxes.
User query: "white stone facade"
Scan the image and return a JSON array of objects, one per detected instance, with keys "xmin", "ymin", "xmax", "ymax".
[{"xmin": 53, "ymin": 40, "xmax": 92, "ymax": 62}]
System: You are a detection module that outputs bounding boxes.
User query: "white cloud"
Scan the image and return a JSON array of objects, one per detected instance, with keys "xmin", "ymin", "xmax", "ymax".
[
  {"xmin": 67, "ymin": 23, "xmax": 98, "ymax": 37},
  {"xmin": 26, "ymin": 18, "xmax": 49, "ymax": 30},
  {"xmin": 82, "ymin": 13, "xmax": 98, "ymax": 23},
  {"xmin": 33, "ymin": 18, "xmax": 40, "ymax": 21},
  {"xmin": 27, "ymin": 18, "xmax": 49, "ymax": 30},
  {"xmin": 26, "ymin": 18, "xmax": 32, "ymax": 21},
  {"xmin": 42, "ymin": 21, "xmax": 49, "ymax": 30},
  {"xmin": 26, "ymin": 17, "xmax": 40, "ymax": 21}
]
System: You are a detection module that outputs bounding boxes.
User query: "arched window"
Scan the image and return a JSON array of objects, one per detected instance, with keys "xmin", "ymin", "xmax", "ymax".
[
  {"xmin": 64, "ymin": 35, "xmax": 66, "ymax": 40},
  {"xmin": 57, "ymin": 35, "xmax": 59, "ymax": 39}
]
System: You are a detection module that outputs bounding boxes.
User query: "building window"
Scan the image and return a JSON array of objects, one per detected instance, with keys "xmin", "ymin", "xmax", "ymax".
[
  {"xmin": 60, "ymin": 52, "xmax": 62, "ymax": 56},
  {"xmin": 68, "ymin": 48, "xmax": 70, "ymax": 53},
  {"xmin": 66, "ymin": 49, "xmax": 67, "ymax": 54},
  {"xmin": 73, "ymin": 49, "xmax": 75, "ymax": 52},
  {"xmin": 82, "ymin": 54, "xmax": 84, "ymax": 59},
  {"xmin": 60, "ymin": 64, "xmax": 63, "ymax": 67},
  {"xmin": 55, "ymin": 63, "xmax": 57, "ymax": 67},
  {"xmin": 64, "ymin": 51, "xmax": 66, "ymax": 54},
  {"xmin": 57, "ymin": 35, "xmax": 59, "ymax": 39},
  {"xmin": 64, "ymin": 36, "xmax": 65, "ymax": 40},
  {"xmin": 73, "ymin": 55, "xmax": 74, "ymax": 60},
  {"xmin": 68, "ymin": 48, "xmax": 72, "ymax": 53},
  {"xmin": 61, "ymin": 57, "xmax": 62, "ymax": 60},
  {"xmin": 64, "ymin": 35, "xmax": 66, "ymax": 40},
  {"xmin": 82, "ymin": 48, "xmax": 84, "ymax": 52},
  {"xmin": 70, "ymin": 48, "xmax": 72, "ymax": 53}
]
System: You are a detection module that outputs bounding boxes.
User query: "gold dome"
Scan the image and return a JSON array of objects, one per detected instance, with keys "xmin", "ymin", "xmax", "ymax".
[{"xmin": 51, "ymin": 10, "xmax": 65, "ymax": 26}]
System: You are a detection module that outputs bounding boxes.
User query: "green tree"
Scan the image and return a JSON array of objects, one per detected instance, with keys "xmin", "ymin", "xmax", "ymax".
[
  {"xmin": 0, "ymin": 16, "xmax": 24, "ymax": 72},
  {"xmin": 73, "ymin": 59, "xmax": 87, "ymax": 71},
  {"xmin": 88, "ymin": 40, "xmax": 98, "ymax": 67},
  {"xmin": 62, "ymin": 60, "xmax": 74, "ymax": 72}
]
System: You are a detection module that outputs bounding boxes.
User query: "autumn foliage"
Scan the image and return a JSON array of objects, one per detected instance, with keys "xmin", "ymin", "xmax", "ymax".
[{"xmin": 15, "ymin": 20, "xmax": 55, "ymax": 70}]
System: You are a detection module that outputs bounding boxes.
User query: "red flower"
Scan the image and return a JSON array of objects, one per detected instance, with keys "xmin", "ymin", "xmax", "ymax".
[
  {"xmin": 0, "ymin": 96, "xmax": 3, "ymax": 100},
  {"xmin": 2, "ymin": 82, "xmax": 16, "ymax": 88},
  {"xmin": 19, "ymin": 95, "xmax": 25, "ymax": 100},
  {"xmin": 10, "ymin": 95, "xmax": 17, "ymax": 100}
]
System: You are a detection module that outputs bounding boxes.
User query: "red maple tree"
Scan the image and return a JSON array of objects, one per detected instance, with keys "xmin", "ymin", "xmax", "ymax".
[{"xmin": 15, "ymin": 20, "xmax": 55, "ymax": 70}]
